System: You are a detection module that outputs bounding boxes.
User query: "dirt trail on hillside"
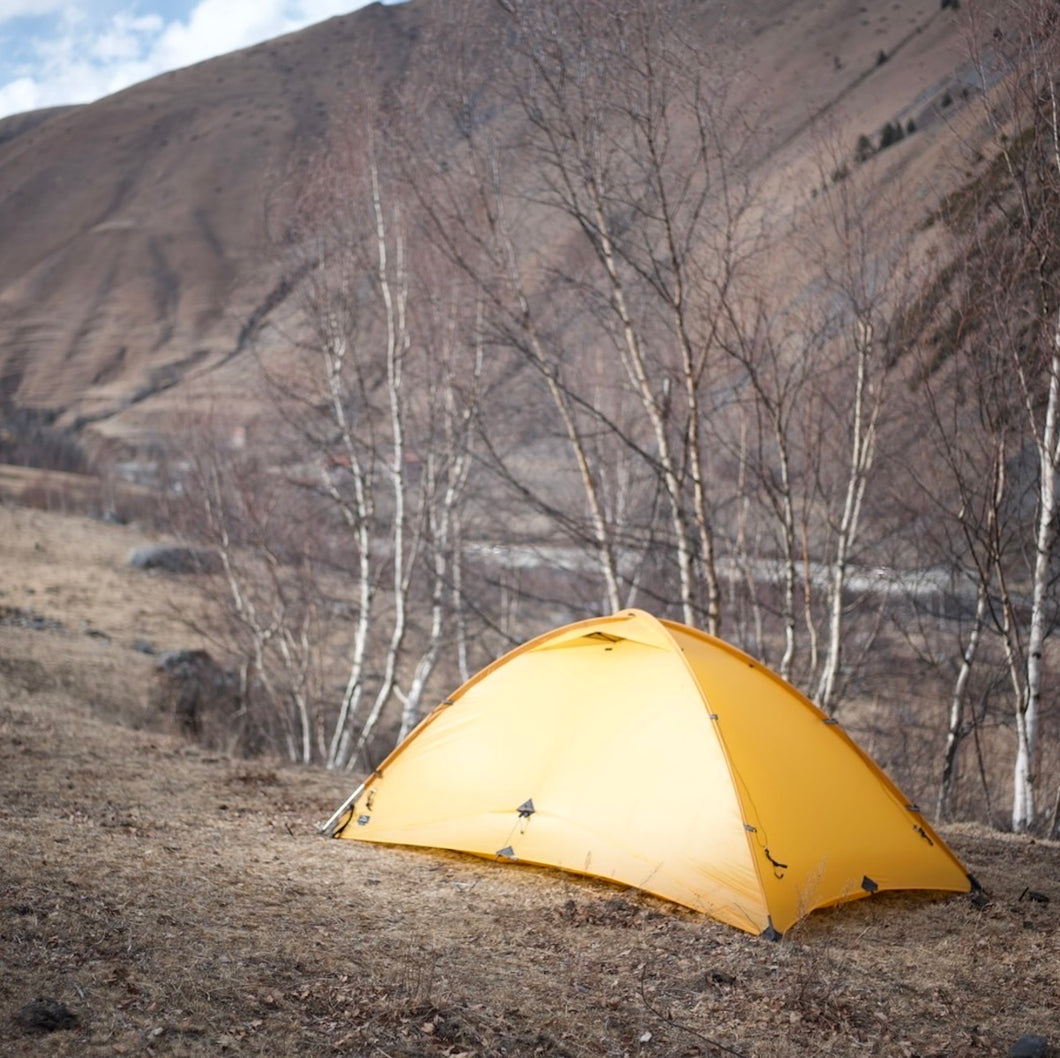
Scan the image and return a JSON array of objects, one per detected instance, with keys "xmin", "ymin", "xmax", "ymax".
[{"xmin": 1, "ymin": 505, "xmax": 1059, "ymax": 1056}]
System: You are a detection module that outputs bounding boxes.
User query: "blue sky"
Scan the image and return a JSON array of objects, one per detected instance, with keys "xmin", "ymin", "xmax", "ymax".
[{"xmin": 0, "ymin": 1, "xmax": 393, "ymax": 119}]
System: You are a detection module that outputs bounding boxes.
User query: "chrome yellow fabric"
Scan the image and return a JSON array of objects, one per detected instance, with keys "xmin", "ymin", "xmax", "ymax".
[{"xmin": 331, "ymin": 609, "xmax": 970, "ymax": 935}]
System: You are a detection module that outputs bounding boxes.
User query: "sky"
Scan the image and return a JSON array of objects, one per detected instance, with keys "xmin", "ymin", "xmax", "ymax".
[{"xmin": 0, "ymin": 1, "xmax": 397, "ymax": 120}]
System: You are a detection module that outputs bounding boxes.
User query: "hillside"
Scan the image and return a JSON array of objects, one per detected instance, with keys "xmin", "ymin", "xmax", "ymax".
[
  {"xmin": 1, "ymin": 502, "xmax": 1058, "ymax": 1056},
  {"xmin": 0, "ymin": 0, "xmax": 427, "ymax": 453},
  {"xmin": 0, "ymin": 0, "xmax": 991, "ymax": 459}
]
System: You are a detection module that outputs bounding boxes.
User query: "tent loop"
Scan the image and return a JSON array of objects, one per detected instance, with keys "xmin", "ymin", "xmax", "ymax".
[
  {"xmin": 913, "ymin": 824, "xmax": 935, "ymax": 846},
  {"xmin": 516, "ymin": 798, "xmax": 536, "ymax": 834},
  {"xmin": 763, "ymin": 847, "xmax": 788, "ymax": 879}
]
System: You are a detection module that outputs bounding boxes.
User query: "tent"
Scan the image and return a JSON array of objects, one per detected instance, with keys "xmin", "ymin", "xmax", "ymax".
[{"xmin": 324, "ymin": 609, "xmax": 972, "ymax": 936}]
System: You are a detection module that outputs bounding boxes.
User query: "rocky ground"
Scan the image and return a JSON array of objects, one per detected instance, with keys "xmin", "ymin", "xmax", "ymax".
[{"xmin": 1, "ymin": 500, "xmax": 1058, "ymax": 1057}]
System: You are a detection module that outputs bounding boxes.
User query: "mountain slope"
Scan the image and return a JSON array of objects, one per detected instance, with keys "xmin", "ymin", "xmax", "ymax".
[
  {"xmin": 0, "ymin": 0, "xmax": 989, "ymax": 458},
  {"xmin": 0, "ymin": 1, "xmax": 425, "ymax": 451}
]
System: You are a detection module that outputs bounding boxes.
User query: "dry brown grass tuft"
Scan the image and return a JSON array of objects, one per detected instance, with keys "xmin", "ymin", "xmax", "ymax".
[{"xmin": 1, "ymin": 503, "xmax": 1058, "ymax": 1056}]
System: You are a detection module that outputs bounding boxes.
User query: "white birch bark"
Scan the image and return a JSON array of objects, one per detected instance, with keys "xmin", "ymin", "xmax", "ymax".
[{"xmin": 816, "ymin": 318, "xmax": 882, "ymax": 713}]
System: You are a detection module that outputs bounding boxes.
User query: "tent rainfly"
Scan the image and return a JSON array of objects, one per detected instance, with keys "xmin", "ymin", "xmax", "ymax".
[{"xmin": 323, "ymin": 609, "xmax": 973, "ymax": 937}]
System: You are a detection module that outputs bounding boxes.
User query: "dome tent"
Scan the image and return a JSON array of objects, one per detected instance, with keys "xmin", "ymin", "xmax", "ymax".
[{"xmin": 324, "ymin": 609, "xmax": 972, "ymax": 936}]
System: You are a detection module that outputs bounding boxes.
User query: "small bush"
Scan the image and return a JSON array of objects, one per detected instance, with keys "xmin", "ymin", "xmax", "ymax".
[
  {"xmin": 879, "ymin": 120, "xmax": 906, "ymax": 150},
  {"xmin": 128, "ymin": 544, "xmax": 222, "ymax": 575},
  {"xmin": 150, "ymin": 649, "xmax": 240, "ymax": 741},
  {"xmin": 0, "ymin": 407, "xmax": 93, "ymax": 475}
]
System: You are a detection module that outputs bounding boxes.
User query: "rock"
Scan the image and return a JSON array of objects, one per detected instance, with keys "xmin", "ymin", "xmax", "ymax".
[
  {"xmin": 0, "ymin": 604, "xmax": 65, "ymax": 633},
  {"xmin": 151, "ymin": 649, "xmax": 239, "ymax": 736},
  {"xmin": 1008, "ymin": 1034, "xmax": 1049, "ymax": 1058},
  {"xmin": 128, "ymin": 544, "xmax": 221, "ymax": 574},
  {"xmin": 16, "ymin": 998, "xmax": 79, "ymax": 1032}
]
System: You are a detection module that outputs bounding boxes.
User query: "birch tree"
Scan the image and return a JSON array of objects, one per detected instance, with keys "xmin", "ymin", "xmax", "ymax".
[
  {"xmin": 907, "ymin": 0, "xmax": 1060, "ymax": 830},
  {"xmin": 963, "ymin": 0, "xmax": 1060, "ymax": 831},
  {"xmin": 420, "ymin": 0, "xmax": 769, "ymax": 633},
  {"xmin": 177, "ymin": 419, "xmax": 332, "ymax": 763},
  {"xmin": 793, "ymin": 147, "xmax": 914, "ymax": 714},
  {"xmin": 290, "ymin": 147, "xmax": 482, "ymax": 770},
  {"xmin": 174, "ymin": 127, "xmax": 484, "ymax": 770}
]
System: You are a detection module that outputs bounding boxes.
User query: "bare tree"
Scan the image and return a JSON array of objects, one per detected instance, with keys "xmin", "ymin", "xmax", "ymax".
[
  {"xmin": 959, "ymin": 0, "xmax": 1060, "ymax": 830},
  {"xmin": 417, "ymin": 0, "xmax": 773, "ymax": 633},
  {"xmin": 792, "ymin": 143, "xmax": 915, "ymax": 714},
  {"xmin": 299, "ymin": 146, "xmax": 483, "ymax": 770},
  {"xmin": 177, "ymin": 417, "xmax": 332, "ymax": 763},
  {"xmin": 903, "ymin": 0, "xmax": 1060, "ymax": 831},
  {"xmin": 177, "ymin": 122, "xmax": 485, "ymax": 770}
]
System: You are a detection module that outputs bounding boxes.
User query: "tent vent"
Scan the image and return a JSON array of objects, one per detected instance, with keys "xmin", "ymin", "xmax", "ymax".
[
  {"xmin": 496, "ymin": 845, "xmax": 516, "ymax": 860},
  {"xmin": 861, "ymin": 875, "xmax": 879, "ymax": 893},
  {"xmin": 518, "ymin": 799, "xmax": 536, "ymax": 818},
  {"xmin": 357, "ymin": 815, "xmax": 370, "ymax": 826},
  {"xmin": 823, "ymin": 718, "xmax": 839, "ymax": 725}
]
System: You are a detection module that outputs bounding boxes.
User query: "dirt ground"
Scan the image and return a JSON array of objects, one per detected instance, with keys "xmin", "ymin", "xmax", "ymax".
[{"xmin": 2, "ymin": 500, "xmax": 1059, "ymax": 1057}]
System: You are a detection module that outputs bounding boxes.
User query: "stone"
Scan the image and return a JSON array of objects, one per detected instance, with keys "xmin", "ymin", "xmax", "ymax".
[
  {"xmin": 151, "ymin": 649, "xmax": 238, "ymax": 736},
  {"xmin": 16, "ymin": 998, "xmax": 78, "ymax": 1032},
  {"xmin": 1008, "ymin": 1034, "xmax": 1049, "ymax": 1058},
  {"xmin": 128, "ymin": 544, "xmax": 221, "ymax": 574}
]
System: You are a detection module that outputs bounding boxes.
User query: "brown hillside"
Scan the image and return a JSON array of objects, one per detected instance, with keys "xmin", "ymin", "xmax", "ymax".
[
  {"xmin": 0, "ymin": 0, "xmax": 427, "ymax": 452},
  {"xmin": 0, "ymin": 0, "xmax": 994, "ymax": 460}
]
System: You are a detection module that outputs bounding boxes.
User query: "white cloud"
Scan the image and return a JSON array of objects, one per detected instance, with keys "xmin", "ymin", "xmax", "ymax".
[
  {"xmin": 0, "ymin": 1, "xmax": 386, "ymax": 121},
  {"xmin": 0, "ymin": 1, "xmax": 64, "ymax": 18},
  {"xmin": 0, "ymin": 75, "xmax": 40, "ymax": 116},
  {"xmin": 92, "ymin": 12, "xmax": 163, "ymax": 62},
  {"xmin": 150, "ymin": 0, "xmax": 354, "ymax": 72}
]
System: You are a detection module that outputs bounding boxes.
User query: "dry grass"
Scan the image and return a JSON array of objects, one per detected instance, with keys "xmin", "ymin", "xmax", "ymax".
[{"xmin": 2, "ymin": 502, "xmax": 1059, "ymax": 1057}]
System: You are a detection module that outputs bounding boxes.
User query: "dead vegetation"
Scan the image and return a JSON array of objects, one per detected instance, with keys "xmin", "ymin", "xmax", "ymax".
[{"xmin": 0, "ymin": 501, "xmax": 1058, "ymax": 1056}]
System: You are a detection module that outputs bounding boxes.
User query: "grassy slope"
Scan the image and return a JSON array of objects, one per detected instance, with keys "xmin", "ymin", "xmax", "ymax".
[{"xmin": 1, "ymin": 501, "xmax": 1058, "ymax": 1057}]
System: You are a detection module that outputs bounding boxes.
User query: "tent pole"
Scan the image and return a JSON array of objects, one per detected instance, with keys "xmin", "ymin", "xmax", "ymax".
[{"xmin": 319, "ymin": 779, "xmax": 367, "ymax": 837}]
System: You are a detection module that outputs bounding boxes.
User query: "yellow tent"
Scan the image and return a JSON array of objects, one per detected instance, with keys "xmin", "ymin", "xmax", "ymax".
[{"xmin": 324, "ymin": 609, "xmax": 972, "ymax": 936}]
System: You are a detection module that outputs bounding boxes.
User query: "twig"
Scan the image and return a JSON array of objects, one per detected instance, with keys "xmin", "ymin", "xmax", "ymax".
[{"xmin": 638, "ymin": 960, "xmax": 747, "ymax": 1058}]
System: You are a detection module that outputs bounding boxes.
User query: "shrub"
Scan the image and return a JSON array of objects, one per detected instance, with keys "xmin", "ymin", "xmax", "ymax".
[{"xmin": 879, "ymin": 121, "xmax": 905, "ymax": 150}]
